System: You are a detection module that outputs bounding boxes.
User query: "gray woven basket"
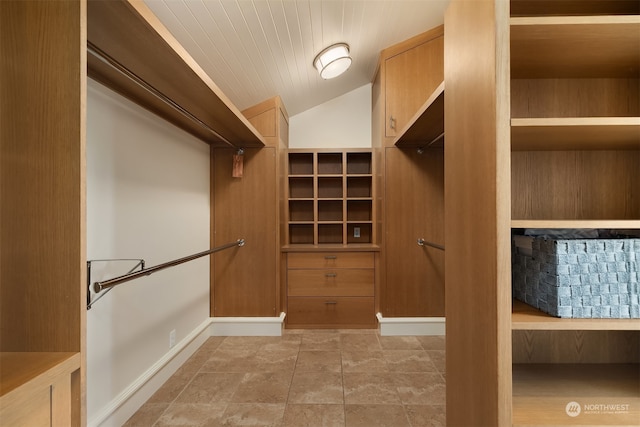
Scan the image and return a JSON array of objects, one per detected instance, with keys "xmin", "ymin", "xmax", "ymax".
[{"xmin": 512, "ymin": 237, "xmax": 640, "ymax": 318}]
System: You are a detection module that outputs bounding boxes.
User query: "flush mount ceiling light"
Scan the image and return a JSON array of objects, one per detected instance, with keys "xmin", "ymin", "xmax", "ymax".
[{"xmin": 313, "ymin": 43, "xmax": 352, "ymax": 79}]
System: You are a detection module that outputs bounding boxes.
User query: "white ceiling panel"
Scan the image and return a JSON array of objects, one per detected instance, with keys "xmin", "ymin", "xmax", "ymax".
[{"xmin": 144, "ymin": 0, "xmax": 450, "ymax": 116}]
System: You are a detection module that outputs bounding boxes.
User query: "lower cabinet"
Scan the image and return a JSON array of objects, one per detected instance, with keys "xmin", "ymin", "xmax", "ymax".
[{"xmin": 285, "ymin": 251, "xmax": 377, "ymax": 328}]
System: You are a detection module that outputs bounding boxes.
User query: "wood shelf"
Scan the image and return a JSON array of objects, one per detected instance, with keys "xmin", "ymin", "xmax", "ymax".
[
  {"xmin": 513, "ymin": 363, "xmax": 640, "ymax": 426},
  {"xmin": 511, "ymin": 117, "xmax": 640, "ymax": 150},
  {"xmin": 286, "ymin": 150, "xmax": 375, "ymax": 246},
  {"xmin": 511, "ymin": 219, "xmax": 640, "ymax": 229},
  {"xmin": 512, "ymin": 300, "xmax": 640, "ymax": 331},
  {"xmin": 511, "ymin": 15, "xmax": 640, "ymax": 78},
  {"xmin": 393, "ymin": 81, "xmax": 445, "ymax": 148},
  {"xmin": 87, "ymin": 0, "xmax": 264, "ymax": 148}
]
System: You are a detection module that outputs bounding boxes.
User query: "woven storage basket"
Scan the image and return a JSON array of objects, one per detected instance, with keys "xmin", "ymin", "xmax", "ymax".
[{"xmin": 512, "ymin": 237, "xmax": 640, "ymax": 318}]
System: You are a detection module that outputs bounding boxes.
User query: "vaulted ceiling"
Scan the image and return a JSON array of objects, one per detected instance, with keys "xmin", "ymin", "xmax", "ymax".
[{"xmin": 143, "ymin": 0, "xmax": 450, "ymax": 116}]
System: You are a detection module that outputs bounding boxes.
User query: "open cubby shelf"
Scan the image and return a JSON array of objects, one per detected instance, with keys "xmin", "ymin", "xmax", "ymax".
[
  {"xmin": 507, "ymin": 4, "xmax": 640, "ymax": 426},
  {"xmin": 286, "ymin": 150, "xmax": 375, "ymax": 246}
]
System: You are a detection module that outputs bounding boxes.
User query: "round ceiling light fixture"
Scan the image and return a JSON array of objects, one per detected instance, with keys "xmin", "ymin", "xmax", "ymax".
[{"xmin": 313, "ymin": 43, "xmax": 352, "ymax": 79}]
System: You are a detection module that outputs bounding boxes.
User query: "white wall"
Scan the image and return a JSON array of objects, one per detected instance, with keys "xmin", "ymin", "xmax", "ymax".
[
  {"xmin": 86, "ymin": 80, "xmax": 211, "ymax": 425},
  {"xmin": 289, "ymin": 84, "xmax": 372, "ymax": 148}
]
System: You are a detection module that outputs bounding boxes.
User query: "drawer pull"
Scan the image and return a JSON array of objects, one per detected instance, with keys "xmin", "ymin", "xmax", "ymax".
[
  {"xmin": 325, "ymin": 301, "xmax": 338, "ymax": 305},
  {"xmin": 324, "ymin": 255, "xmax": 337, "ymax": 260},
  {"xmin": 325, "ymin": 273, "xmax": 337, "ymax": 278}
]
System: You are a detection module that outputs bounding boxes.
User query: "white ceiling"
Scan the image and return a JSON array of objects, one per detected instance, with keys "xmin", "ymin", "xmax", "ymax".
[{"xmin": 143, "ymin": 0, "xmax": 450, "ymax": 116}]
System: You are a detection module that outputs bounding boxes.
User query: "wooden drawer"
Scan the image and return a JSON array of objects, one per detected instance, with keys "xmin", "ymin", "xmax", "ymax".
[
  {"xmin": 287, "ymin": 252, "xmax": 374, "ymax": 269},
  {"xmin": 287, "ymin": 297, "xmax": 375, "ymax": 327},
  {"xmin": 288, "ymin": 269, "xmax": 374, "ymax": 297}
]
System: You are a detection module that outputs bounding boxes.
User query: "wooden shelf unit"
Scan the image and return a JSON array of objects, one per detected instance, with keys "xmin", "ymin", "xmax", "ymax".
[
  {"xmin": 87, "ymin": 0, "xmax": 265, "ymax": 148},
  {"xmin": 285, "ymin": 150, "xmax": 375, "ymax": 246},
  {"xmin": 444, "ymin": 0, "xmax": 640, "ymax": 425},
  {"xmin": 508, "ymin": 3, "xmax": 640, "ymax": 426}
]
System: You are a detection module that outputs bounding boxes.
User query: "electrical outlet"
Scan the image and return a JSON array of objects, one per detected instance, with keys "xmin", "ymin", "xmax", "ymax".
[
  {"xmin": 169, "ymin": 329, "xmax": 176, "ymax": 348},
  {"xmin": 353, "ymin": 227, "xmax": 360, "ymax": 238}
]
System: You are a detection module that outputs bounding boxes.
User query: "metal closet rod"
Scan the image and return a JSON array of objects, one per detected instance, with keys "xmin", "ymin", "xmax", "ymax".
[
  {"xmin": 93, "ymin": 239, "xmax": 245, "ymax": 293},
  {"xmin": 87, "ymin": 41, "xmax": 236, "ymax": 149}
]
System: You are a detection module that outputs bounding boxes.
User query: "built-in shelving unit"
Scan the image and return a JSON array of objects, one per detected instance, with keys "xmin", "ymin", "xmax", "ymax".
[
  {"xmin": 509, "ymin": 4, "xmax": 640, "ymax": 425},
  {"xmin": 87, "ymin": 0, "xmax": 265, "ymax": 148},
  {"xmin": 285, "ymin": 150, "xmax": 375, "ymax": 247},
  {"xmin": 393, "ymin": 81, "xmax": 444, "ymax": 148}
]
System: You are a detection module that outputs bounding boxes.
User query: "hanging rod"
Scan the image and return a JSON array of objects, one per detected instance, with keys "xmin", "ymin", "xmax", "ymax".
[
  {"xmin": 417, "ymin": 238, "xmax": 445, "ymax": 251},
  {"xmin": 93, "ymin": 239, "xmax": 245, "ymax": 293},
  {"xmin": 417, "ymin": 132, "xmax": 445, "ymax": 154},
  {"xmin": 87, "ymin": 41, "xmax": 236, "ymax": 149}
]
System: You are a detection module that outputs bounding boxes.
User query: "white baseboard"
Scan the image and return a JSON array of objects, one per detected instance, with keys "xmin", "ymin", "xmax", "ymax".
[
  {"xmin": 376, "ymin": 313, "xmax": 446, "ymax": 336},
  {"xmin": 210, "ymin": 312, "xmax": 286, "ymax": 336},
  {"xmin": 88, "ymin": 318, "xmax": 212, "ymax": 427}
]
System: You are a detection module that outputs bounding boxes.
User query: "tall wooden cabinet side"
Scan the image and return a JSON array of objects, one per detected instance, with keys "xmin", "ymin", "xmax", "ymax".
[
  {"xmin": 210, "ymin": 97, "xmax": 288, "ymax": 317},
  {"xmin": 444, "ymin": 0, "xmax": 512, "ymax": 425},
  {"xmin": 372, "ymin": 26, "xmax": 446, "ymax": 318},
  {"xmin": 0, "ymin": 0, "xmax": 86, "ymax": 424}
]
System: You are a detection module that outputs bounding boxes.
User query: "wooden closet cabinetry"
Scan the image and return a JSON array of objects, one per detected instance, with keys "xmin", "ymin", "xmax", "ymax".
[
  {"xmin": 445, "ymin": 0, "xmax": 639, "ymax": 425},
  {"xmin": 283, "ymin": 149, "xmax": 378, "ymax": 328},
  {"xmin": 372, "ymin": 26, "xmax": 446, "ymax": 319},
  {"xmin": 211, "ymin": 96, "xmax": 288, "ymax": 317},
  {"xmin": 381, "ymin": 26, "xmax": 443, "ymax": 140},
  {"xmin": 286, "ymin": 252, "xmax": 376, "ymax": 328}
]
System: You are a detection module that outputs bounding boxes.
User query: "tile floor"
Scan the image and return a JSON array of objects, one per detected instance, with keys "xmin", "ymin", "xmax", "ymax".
[{"xmin": 124, "ymin": 329, "xmax": 446, "ymax": 427}]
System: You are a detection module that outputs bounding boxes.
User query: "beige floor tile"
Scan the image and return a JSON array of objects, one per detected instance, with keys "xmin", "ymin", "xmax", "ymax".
[
  {"xmin": 288, "ymin": 372, "xmax": 344, "ymax": 404},
  {"xmin": 231, "ymin": 372, "xmax": 293, "ymax": 404},
  {"xmin": 343, "ymin": 372, "xmax": 401, "ymax": 404},
  {"xmin": 127, "ymin": 331, "xmax": 448, "ymax": 425},
  {"xmin": 146, "ymin": 367, "xmax": 195, "ymax": 404},
  {"xmin": 340, "ymin": 333, "xmax": 382, "ymax": 351},
  {"xmin": 254, "ymin": 348, "xmax": 298, "ymax": 372},
  {"xmin": 296, "ymin": 350, "xmax": 342, "ymax": 372},
  {"xmin": 122, "ymin": 403, "xmax": 169, "ymax": 426},
  {"xmin": 282, "ymin": 404, "xmax": 346, "ymax": 427},
  {"xmin": 341, "ymin": 351, "xmax": 388, "ymax": 373},
  {"xmin": 382, "ymin": 350, "xmax": 437, "ymax": 372},
  {"xmin": 415, "ymin": 335, "xmax": 446, "ymax": 351},
  {"xmin": 404, "ymin": 404, "xmax": 446, "ymax": 427},
  {"xmin": 175, "ymin": 372, "xmax": 244, "ymax": 404},
  {"xmin": 155, "ymin": 402, "xmax": 227, "ymax": 426},
  {"xmin": 219, "ymin": 403, "xmax": 285, "ymax": 426},
  {"xmin": 378, "ymin": 336, "xmax": 423, "ymax": 350},
  {"xmin": 426, "ymin": 350, "xmax": 446, "ymax": 372},
  {"xmin": 300, "ymin": 333, "xmax": 342, "ymax": 350},
  {"xmin": 200, "ymin": 349, "xmax": 260, "ymax": 373},
  {"xmin": 344, "ymin": 404, "xmax": 411, "ymax": 427},
  {"xmin": 393, "ymin": 372, "xmax": 446, "ymax": 405}
]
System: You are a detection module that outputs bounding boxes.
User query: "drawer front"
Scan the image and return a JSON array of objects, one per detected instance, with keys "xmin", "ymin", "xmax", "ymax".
[
  {"xmin": 288, "ymin": 252, "xmax": 374, "ymax": 269},
  {"xmin": 287, "ymin": 297, "xmax": 375, "ymax": 326},
  {"xmin": 288, "ymin": 269, "xmax": 374, "ymax": 297}
]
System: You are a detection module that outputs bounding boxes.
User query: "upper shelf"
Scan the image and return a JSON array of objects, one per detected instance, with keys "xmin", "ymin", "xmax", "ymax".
[
  {"xmin": 87, "ymin": 0, "xmax": 265, "ymax": 148},
  {"xmin": 393, "ymin": 82, "xmax": 444, "ymax": 148},
  {"xmin": 511, "ymin": 15, "xmax": 640, "ymax": 78},
  {"xmin": 511, "ymin": 117, "xmax": 640, "ymax": 150}
]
